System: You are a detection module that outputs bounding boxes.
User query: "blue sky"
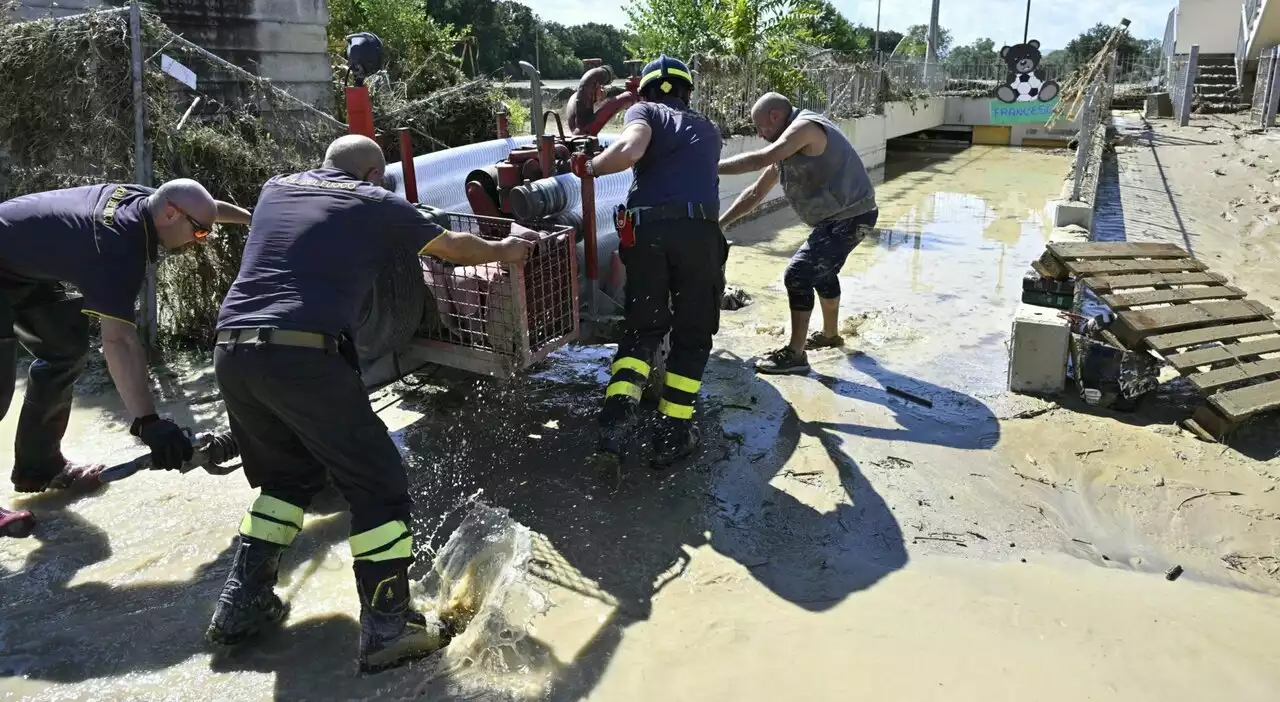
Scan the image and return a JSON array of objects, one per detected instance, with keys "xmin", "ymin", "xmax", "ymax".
[{"xmin": 513, "ymin": 0, "xmax": 1175, "ymax": 51}]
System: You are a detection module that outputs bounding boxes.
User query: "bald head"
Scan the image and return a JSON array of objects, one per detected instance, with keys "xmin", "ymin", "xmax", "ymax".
[
  {"xmin": 751, "ymin": 92, "xmax": 793, "ymax": 143},
  {"xmin": 147, "ymin": 178, "xmax": 218, "ymax": 251},
  {"xmin": 324, "ymin": 134, "xmax": 386, "ymax": 183},
  {"xmin": 152, "ymin": 178, "xmax": 217, "ymax": 226}
]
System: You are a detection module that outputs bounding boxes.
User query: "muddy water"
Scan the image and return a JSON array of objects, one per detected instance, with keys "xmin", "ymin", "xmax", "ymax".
[{"xmin": 5, "ymin": 145, "xmax": 1280, "ymax": 701}]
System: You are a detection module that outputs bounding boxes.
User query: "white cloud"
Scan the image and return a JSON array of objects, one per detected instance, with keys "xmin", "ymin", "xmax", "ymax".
[{"xmin": 512, "ymin": 0, "xmax": 1175, "ymax": 51}]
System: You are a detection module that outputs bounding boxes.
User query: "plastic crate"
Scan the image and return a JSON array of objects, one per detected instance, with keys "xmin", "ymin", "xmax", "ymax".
[{"xmin": 413, "ymin": 212, "xmax": 579, "ymax": 378}]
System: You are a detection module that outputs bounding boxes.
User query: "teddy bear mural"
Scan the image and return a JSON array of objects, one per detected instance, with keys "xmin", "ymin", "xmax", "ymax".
[{"xmin": 995, "ymin": 39, "xmax": 1059, "ymax": 104}]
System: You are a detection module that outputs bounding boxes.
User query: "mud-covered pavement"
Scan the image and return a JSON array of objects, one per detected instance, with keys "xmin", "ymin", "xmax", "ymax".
[{"xmin": 4, "ymin": 142, "xmax": 1280, "ymax": 701}]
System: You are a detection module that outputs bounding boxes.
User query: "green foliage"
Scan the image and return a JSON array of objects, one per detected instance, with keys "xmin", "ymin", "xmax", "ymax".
[
  {"xmin": 328, "ymin": 0, "xmax": 465, "ymax": 95},
  {"xmin": 624, "ymin": 0, "xmax": 730, "ymax": 59},
  {"xmin": 1063, "ymin": 23, "xmax": 1156, "ymax": 66},
  {"xmin": 548, "ymin": 23, "xmax": 634, "ymax": 76},
  {"xmin": 327, "ymin": 0, "xmax": 505, "ymax": 155},
  {"xmin": 0, "ymin": 8, "xmax": 336, "ymax": 344},
  {"xmin": 803, "ymin": 0, "xmax": 868, "ymax": 56},
  {"xmin": 426, "ymin": 0, "xmax": 631, "ymax": 79},
  {"xmin": 895, "ymin": 24, "xmax": 953, "ymax": 58},
  {"xmin": 946, "ymin": 37, "xmax": 998, "ymax": 66}
]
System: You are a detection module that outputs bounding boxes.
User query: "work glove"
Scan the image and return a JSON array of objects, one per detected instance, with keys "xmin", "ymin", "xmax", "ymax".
[{"xmin": 131, "ymin": 414, "xmax": 194, "ymax": 470}]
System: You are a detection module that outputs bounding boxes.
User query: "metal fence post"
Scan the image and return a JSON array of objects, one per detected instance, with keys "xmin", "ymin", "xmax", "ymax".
[
  {"xmin": 1266, "ymin": 47, "xmax": 1280, "ymax": 128},
  {"xmin": 128, "ymin": 0, "xmax": 157, "ymax": 349},
  {"xmin": 1179, "ymin": 44, "xmax": 1199, "ymax": 126},
  {"xmin": 1071, "ymin": 84, "xmax": 1097, "ymax": 202}
]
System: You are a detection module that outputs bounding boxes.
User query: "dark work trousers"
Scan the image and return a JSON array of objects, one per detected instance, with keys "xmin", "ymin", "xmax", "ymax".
[
  {"xmin": 213, "ymin": 344, "xmax": 412, "ymax": 559},
  {"xmin": 783, "ymin": 208, "xmax": 879, "ymax": 312},
  {"xmin": 0, "ymin": 276, "xmax": 91, "ymax": 487},
  {"xmin": 605, "ymin": 218, "xmax": 727, "ymax": 422}
]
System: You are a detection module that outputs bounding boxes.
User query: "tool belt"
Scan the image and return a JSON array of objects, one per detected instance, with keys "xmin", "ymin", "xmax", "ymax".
[
  {"xmin": 615, "ymin": 202, "xmax": 719, "ymax": 249},
  {"xmin": 629, "ymin": 202, "xmax": 718, "ymax": 225},
  {"xmin": 215, "ymin": 328, "xmax": 338, "ymax": 353}
]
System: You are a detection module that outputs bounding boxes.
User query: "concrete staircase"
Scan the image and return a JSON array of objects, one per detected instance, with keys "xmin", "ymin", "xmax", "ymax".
[{"xmin": 1193, "ymin": 54, "xmax": 1250, "ymax": 114}]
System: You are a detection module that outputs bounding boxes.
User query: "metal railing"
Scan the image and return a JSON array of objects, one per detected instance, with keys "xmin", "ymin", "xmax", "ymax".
[
  {"xmin": 1170, "ymin": 47, "xmax": 1200, "ymax": 125},
  {"xmin": 1253, "ymin": 45, "xmax": 1280, "ymax": 127},
  {"xmin": 1238, "ymin": 5, "xmax": 1252, "ymax": 88},
  {"xmin": 1071, "ymin": 50, "xmax": 1117, "ymax": 203}
]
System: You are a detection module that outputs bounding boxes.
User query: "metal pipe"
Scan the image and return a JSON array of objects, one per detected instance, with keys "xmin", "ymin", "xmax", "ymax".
[
  {"xmin": 519, "ymin": 61, "xmax": 543, "ymax": 137},
  {"xmin": 346, "ymin": 86, "xmax": 375, "ymax": 138},
  {"xmin": 1023, "ymin": 0, "xmax": 1031, "ymax": 44},
  {"xmin": 129, "ymin": 0, "xmax": 158, "ymax": 349},
  {"xmin": 175, "ymin": 96, "xmax": 203, "ymax": 132},
  {"xmin": 537, "ymin": 135, "xmax": 555, "ymax": 180},
  {"xmin": 398, "ymin": 128, "xmax": 418, "ymax": 203},
  {"xmin": 497, "ymin": 112, "xmax": 509, "ymax": 139},
  {"xmin": 575, "ymin": 148, "xmax": 598, "ymax": 283}
]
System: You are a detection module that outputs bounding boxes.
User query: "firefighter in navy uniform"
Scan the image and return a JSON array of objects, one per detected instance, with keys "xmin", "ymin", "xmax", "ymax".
[
  {"xmin": 0, "ymin": 179, "xmax": 250, "ymax": 493},
  {"xmin": 206, "ymin": 135, "xmax": 533, "ymax": 673},
  {"xmin": 574, "ymin": 55, "xmax": 726, "ymax": 467}
]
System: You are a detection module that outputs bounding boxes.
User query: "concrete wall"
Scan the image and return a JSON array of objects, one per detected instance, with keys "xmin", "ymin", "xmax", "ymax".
[
  {"xmin": 1246, "ymin": 0, "xmax": 1280, "ymax": 60},
  {"xmin": 11, "ymin": 0, "xmax": 333, "ymax": 109},
  {"xmin": 943, "ymin": 97, "xmax": 1078, "ymax": 145},
  {"xmin": 1176, "ymin": 0, "xmax": 1242, "ymax": 54}
]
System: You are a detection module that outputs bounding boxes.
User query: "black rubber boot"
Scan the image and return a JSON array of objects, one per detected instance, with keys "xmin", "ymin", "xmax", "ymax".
[
  {"xmin": 206, "ymin": 535, "xmax": 290, "ymax": 645},
  {"xmin": 356, "ymin": 562, "xmax": 450, "ymax": 674},
  {"xmin": 652, "ymin": 416, "xmax": 700, "ymax": 468},
  {"xmin": 597, "ymin": 396, "xmax": 638, "ymax": 457}
]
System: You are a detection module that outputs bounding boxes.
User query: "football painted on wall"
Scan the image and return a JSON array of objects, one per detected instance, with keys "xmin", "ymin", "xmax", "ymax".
[{"xmin": 995, "ymin": 39, "xmax": 1059, "ymax": 104}]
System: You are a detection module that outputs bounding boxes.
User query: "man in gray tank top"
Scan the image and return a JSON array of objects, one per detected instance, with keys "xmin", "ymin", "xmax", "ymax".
[{"xmin": 719, "ymin": 93, "xmax": 879, "ymax": 374}]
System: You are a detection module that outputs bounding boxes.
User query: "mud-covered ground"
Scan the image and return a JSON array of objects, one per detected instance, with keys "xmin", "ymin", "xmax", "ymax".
[{"xmin": 3, "ymin": 136, "xmax": 1280, "ymax": 701}]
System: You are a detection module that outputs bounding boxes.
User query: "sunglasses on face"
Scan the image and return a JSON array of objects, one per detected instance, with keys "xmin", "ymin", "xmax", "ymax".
[{"xmin": 171, "ymin": 203, "xmax": 211, "ymax": 241}]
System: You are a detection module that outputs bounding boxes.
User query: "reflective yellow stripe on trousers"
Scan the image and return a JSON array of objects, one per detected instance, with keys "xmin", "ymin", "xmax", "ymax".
[
  {"xmin": 606, "ymin": 356, "xmax": 651, "ymax": 401},
  {"xmin": 658, "ymin": 371, "xmax": 700, "ymax": 420},
  {"xmin": 349, "ymin": 520, "xmax": 413, "ymax": 562},
  {"xmin": 239, "ymin": 494, "xmax": 304, "ymax": 546}
]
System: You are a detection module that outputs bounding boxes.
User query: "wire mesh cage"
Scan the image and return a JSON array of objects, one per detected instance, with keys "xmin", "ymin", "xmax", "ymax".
[{"xmin": 415, "ymin": 212, "xmax": 579, "ymax": 378}]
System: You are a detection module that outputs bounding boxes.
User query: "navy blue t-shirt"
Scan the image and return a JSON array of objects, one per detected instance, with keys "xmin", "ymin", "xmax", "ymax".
[
  {"xmin": 0, "ymin": 184, "xmax": 156, "ymax": 324},
  {"xmin": 624, "ymin": 98, "xmax": 722, "ymax": 208},
  {"xmin": 216, "ymin": 168, "xmax": 444, "ymax": 337}
]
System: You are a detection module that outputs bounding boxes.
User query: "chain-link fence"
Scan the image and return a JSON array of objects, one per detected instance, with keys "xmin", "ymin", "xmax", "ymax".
[
  {"xmin": 0, "ymin": 5, "xmax": 344, "ymax": 345},
  {"xmin": 690, "ymin": 53, "xmax": 886, "ymax": 135},
  {"xmin": 1252, "ymin": 45, "xmax": 1280, "ymax": 128}
]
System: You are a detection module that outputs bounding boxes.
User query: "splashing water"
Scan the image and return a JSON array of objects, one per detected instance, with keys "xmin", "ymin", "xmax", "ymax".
[{"xmin": 411, "ymin": 502, "xmax": 552, "ymax": 700}]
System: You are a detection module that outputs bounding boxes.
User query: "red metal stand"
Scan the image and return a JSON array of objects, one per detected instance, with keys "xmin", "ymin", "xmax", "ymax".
[
  {"xmin": 345, "ymin": 86, "xmax": 375, "ymax": 139},
  {"xmin": 397, "ymin": 128, "xmax": 418, "ymax": 203}
]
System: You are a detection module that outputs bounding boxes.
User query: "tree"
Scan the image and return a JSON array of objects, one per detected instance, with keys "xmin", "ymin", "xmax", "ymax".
[
  {"xmin": 329, "ymin": 0, "xmax": 464, "ymax": 94},
  {"xmin": 863, "ymin": 28, "xmax": 904, "ymax": 56},
  {"xmin": 563, "ymin": 23, "xmax": 634, "ymax": 74},
  {"xmin": 1062, "ymin": 23, "xmax": 1158, "ymax": 66},
  {"xmin": 802, "ymin": 0, "xmax": 868, "ymax": 56},
  {"xmin": 895, "ymin": 23, "xmax": 953, "ymax": 59},
  {"xmin": 945, "ymin": 37, "xmax": 997, "ymax": 66},
  {"xmin": 624, "ymin": 0, "xmax": 729, "ymax": 60}
]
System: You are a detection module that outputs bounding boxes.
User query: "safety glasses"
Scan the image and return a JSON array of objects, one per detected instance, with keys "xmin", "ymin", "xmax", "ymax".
[{"xmin": 172, "ymin": 203, "xmax": 212, "ymax": 241}]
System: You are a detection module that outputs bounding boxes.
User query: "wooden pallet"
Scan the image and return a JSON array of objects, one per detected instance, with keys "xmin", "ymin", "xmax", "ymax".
[{"xmin": 1044, "ymin": 242, "xmax": 1280, "ymax": 440}]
